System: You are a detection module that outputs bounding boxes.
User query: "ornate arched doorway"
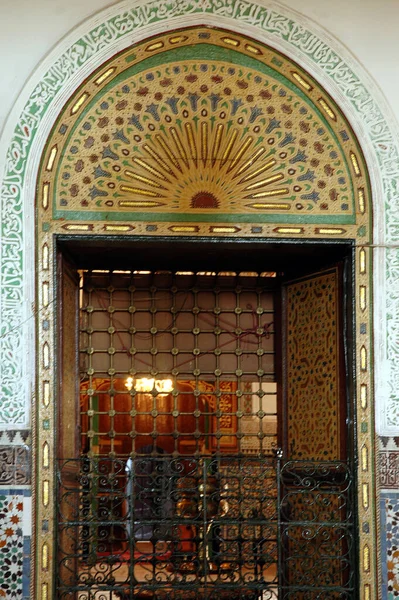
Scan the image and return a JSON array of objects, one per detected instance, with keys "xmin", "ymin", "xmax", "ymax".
[{"xmin": 35, "ymin": 25, "xmax": 374, "ymax": 599}]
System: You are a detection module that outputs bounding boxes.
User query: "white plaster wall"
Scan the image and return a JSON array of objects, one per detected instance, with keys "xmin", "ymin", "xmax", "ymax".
[
  {"xmin": 0, "ymin": 0, "xmax": 116, "ymax": 134},
  {"xmin": 1, "ymin": 0, "xmax": 398, "ymax": 136},
  {"xmin": 280, "ymin": 0, "xmax": 399, "ymax": 123}
]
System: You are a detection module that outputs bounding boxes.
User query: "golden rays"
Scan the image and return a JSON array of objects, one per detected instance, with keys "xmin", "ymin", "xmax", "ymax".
[{"xmin": 118, "ymin": 121, "xmax": 291, "ymax": 211}]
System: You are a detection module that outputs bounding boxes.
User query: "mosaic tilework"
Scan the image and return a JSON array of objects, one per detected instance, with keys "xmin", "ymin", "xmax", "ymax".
[
  {"xmin": 0, "ymin": 494, "xmax": 24, "ymax": 599},
  {"xmin": 22, "ymin": 536, "xmax": 30, "ymax": 600},
  {"xmin": 381, "ymin": 493, "xmax": 399, "ymax": 600}
]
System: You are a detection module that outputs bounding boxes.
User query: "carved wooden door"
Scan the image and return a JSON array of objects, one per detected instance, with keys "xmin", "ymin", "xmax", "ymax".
[{"xmin": 280, "ymin": 265, "xmax": 355, "ymax": 598}]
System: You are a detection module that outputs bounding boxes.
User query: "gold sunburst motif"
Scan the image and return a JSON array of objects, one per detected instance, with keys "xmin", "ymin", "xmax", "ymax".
[
  {"xmin": 119, "ymin": 122, "xmax": 290, "ymax": 212},
  {"xmin": 56, "ymin": 60, "xmax": 351, "ymax": 217}
]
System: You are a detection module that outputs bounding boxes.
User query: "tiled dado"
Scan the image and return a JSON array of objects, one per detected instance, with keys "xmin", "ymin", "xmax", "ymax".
[
  {"xmin": 0, "ymin": 490, "xmax": 31, "ymax": 600},
  {"xmin": 380, "ymin": 440, "xmax": 399, "ymax": 600},
  {"xmin": 0, "ymin": 432, "xmax": 32, "ymax": 599},
  {"xmin": 381, "ymin": 492, "xmax": 399, "ymax": 600}
]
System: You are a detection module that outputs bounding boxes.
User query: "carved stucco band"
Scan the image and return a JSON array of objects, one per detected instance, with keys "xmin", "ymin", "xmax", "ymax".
[{"xmin": 0, "ymin": 0, "xmax": 398, "ymax": 433}]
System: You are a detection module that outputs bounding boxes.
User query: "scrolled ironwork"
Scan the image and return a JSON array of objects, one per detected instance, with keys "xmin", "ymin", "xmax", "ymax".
[{"xmin": 56, "ymin": 456, "xmax": 355, "ymax": 599}]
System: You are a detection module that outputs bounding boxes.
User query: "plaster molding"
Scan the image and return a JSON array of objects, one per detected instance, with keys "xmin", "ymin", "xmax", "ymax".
[{"xmin": 0, "ymin": 0, "xmax": 398, "ymax": 433}]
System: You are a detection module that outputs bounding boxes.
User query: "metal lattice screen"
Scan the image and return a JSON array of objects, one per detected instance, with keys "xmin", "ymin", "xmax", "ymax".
[
  {"xmin": 55, "ymin": 268, "xmax": 356, "ymax": 599},
  {"xmin": 79, "ymin": 270, "xmax": 278, "ymax": 458}
]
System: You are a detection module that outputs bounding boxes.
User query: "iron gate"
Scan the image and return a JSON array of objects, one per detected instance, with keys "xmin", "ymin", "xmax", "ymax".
[
  {"xmin": 56, "ymin": 455, "xmax": 355, "ymax": 599},
  {"xmin": 55, "ymin": 270, "xmax": 357, "ymax": 598}
]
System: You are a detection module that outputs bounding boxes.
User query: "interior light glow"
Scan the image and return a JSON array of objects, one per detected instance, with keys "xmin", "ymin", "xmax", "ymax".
[{"xmin": 125, "ymin": 377, "xmax": 173, "ymax": 394}]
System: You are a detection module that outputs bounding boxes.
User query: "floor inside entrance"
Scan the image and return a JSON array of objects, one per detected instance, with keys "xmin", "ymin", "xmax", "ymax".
[{"xmin": 77, "ymin": 559, "xmax": 278, "ymax": 599}]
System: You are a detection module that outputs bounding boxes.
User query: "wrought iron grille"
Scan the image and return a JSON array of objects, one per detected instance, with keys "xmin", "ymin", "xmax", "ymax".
[
  {"xmin": 56, "ymin": 456, "xmax": 355, "ymax": 599},
  {"xmin": 54, "ymin": 269, "xmax": 357, "ymax": 598}
]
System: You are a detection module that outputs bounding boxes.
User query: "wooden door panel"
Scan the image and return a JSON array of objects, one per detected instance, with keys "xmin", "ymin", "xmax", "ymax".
[
  {"xmin": 283, "ymin": 267, "xmax": 346, "ymax": 461},
  {"xmin": 281, "ymin": 266, "xmax": 351, "ymax": 594}
]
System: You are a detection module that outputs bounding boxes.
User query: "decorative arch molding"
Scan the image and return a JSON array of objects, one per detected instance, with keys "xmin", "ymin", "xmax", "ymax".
[
  {"xmin": 0, "ymin": 1, "xmax": 398, "ymax": 596},
  {"xmin": 39, "ymin": 26, "xmax": 371, "ymax": 228}
]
